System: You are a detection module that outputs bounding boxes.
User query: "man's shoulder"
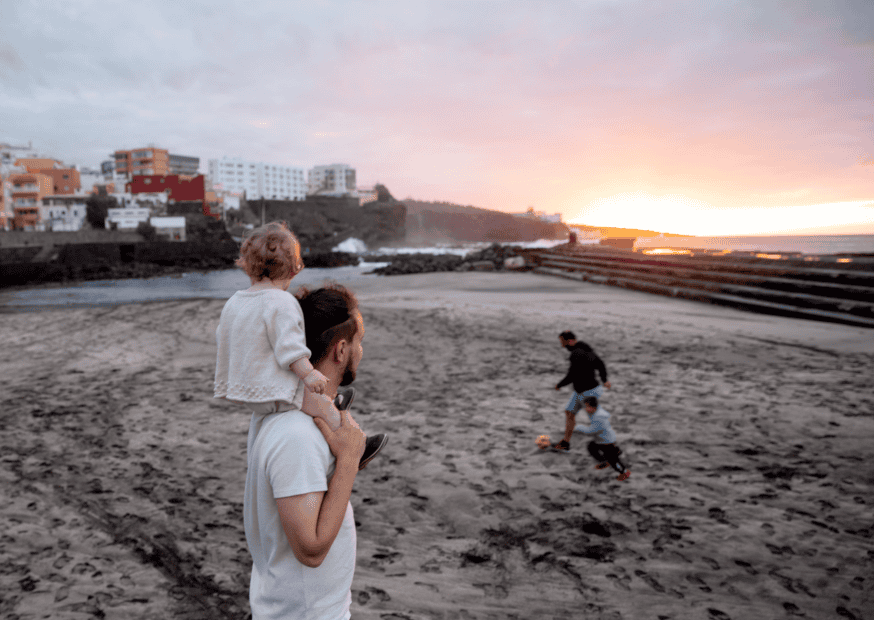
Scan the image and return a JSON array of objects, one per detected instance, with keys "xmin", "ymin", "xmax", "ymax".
[{"xmin": 570, "ymin": 344, "xmax": 594, "ymax": 358}]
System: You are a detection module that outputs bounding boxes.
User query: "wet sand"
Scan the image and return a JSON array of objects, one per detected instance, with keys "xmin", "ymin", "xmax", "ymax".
[{"xmin": 1, "ymin": 271, "xmax": 872, "ymax": 619}]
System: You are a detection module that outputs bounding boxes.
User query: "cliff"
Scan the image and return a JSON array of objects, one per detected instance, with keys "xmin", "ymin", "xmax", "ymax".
[
  {"xmin": 243, "ymin": 194, "xmax": 406, "ymax": 253},
  {"xmin": 402, "ymin": 199, "xmax": 568, "ymax": 244}
]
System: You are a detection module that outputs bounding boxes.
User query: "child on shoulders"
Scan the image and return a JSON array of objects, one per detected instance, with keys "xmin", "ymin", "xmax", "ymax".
[{"xmin": 214, "ymin": 221, "xmax": 385, "ymax": 468}]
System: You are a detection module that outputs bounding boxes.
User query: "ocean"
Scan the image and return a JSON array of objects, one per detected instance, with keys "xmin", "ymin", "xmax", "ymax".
[
  {"xmin": 631, "ymin": 234, "xmax": 874, "ymax": 255},
  {"xmin": 1, "ymin": 234, "xmax": 871, "ymax": 312}
]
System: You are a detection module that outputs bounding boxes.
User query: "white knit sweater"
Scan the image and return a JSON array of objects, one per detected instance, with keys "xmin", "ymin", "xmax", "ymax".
[{"xmin": 214, "ymin": 288, "xmax": 311, "ymax": 414}]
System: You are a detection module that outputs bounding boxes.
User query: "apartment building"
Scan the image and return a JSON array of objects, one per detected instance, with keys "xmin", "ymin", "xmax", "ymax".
[
  {"xmin": 76, "ymin": 166, "xmax": 105, "ymax": 195},
  {"xmin": 112, "ymin": 147, "xmax": 170, "ymax": 179},
  {"xmin": 169, "ymin": 154, "xmax": 200, "ymax": 176},
  {"xmin": 41, "ymin": 195, "xmax": 88, "ymax": 231},
  {"xmin": 0, "ymin": 178, "xmax": 8, "ymax": 230},
  {"xmin": 207, "ymin": 157, "xmax": 306, "ymax": 200},
  {"xmin": 10, "ymin": 171, "xmax": 53, "ymax": 229},
  {"xmin": 1, "ymin": 144, "xmax": 45, "ymax": 227},
  {"xmin": 308, "ymin": 164, "xmax": 356, "ymax": 197},
  {"xmin": 1, "ymin": 142, "xmax": 41, "ymax": 168},
  {"xmin": 15, "ymin": 158, "xmax": 81, "ymax": 195}
]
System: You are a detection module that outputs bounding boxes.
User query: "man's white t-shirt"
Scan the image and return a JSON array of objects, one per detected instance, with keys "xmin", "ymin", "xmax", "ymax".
[{"xmin": 245, "ymin": 410, "xmax": 356, "ymax": 620}]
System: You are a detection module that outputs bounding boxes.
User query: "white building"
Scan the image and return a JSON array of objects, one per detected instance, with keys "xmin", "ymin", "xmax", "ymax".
[
  {"xmin": 308, "ymin": 164, "xmax": 356, "ymax": 197},
  {"xmin": 150, "ymin": 216, "xmax": 186, "ymax": 240},
  {"xmin": 41, "ymin": 195, "xmax": 88, "ymax": 231},
  {"xmin": 106, "ymin": 207, "xmax": 151, "ymax": 229},
  {"xmin": 207, "ymin": 157, "xmax": 305, "ymax": 200},
  {"xmin": 75, "ymin": 166, "xmax": 105, "ymax": 195}
]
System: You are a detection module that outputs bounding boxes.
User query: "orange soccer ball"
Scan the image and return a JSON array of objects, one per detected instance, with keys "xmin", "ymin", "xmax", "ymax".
[{"xmin": 535, "ymin": 435, "xmax": 551, "ymax": 449}]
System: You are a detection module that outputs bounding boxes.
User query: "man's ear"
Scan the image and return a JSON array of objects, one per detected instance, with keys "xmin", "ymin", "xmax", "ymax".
[{"xmin": 332, "ymin": 337, "xmax": 349, "ymax": 363}]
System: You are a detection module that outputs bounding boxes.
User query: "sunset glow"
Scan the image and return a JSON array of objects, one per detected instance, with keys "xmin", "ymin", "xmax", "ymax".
[
  {"xmin": 569, "ymin": 194, "xmax": 874, "ymax": 236},
  {"xmin": 1, "ymin": 1, "xmax": 872, "ymax": 236}
]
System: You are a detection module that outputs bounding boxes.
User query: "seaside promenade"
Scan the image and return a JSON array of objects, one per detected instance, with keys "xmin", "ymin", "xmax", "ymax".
[{"xmin": 1, "ymin": 271, "xmax": 872, "ymax": 619}]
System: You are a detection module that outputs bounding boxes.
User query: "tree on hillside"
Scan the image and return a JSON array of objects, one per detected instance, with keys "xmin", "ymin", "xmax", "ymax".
[
  {"xmin": 375, "ymin": 184, "xmax": 395, "ymax": 202},
  {"xmin": 85, "ymin": 195, "xmax": 118, "ymax": 229}
]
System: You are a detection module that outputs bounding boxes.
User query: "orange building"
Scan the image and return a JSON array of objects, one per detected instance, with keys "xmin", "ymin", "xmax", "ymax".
[
  {"xmin": 14, "ymin": 158, "xmax": 81, "ymax": 195},
  {"xmin": 10, "ymin": 171, "xmax": 53, "ymax": 230},
  {"xmin": 1, "ymin": 177, "xmax": 8, "ymax": 230},
  {"xmin": 113, "ymin": 147, "xmax": 170, "ymax": 179}
]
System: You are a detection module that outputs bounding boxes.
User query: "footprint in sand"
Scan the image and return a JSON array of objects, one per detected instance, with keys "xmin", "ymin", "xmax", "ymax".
[
  {"xmin": 733, "ymin": 559, "xmax": 758, "ymax": 575},
  {"xmin": 473, "ymin": 583, "xmax": 509, "ymax": 599},
  {"xmin": 701, "ymin": 556, "xmax": 720, "ymax": 570},
  {"xmin": 707, "ymin": 609, "xmax": 731, "ymax": 620},
  {"xmin": 685, "ymin": 574, "xmax": 712, "ymax": 593},
  {"xmin": 836, "ymin": 606, "xmax": 863, "ymax": 620},
  {"xmin": 634, "ymin": 570, "xmax": 665, "ymax": 593},
  {"xmin": 606, "ymin": 572, "xmax": 631, "ymax": 590},
  {"xmin": 354, "ymin": 586, "xmax": 391, "ymax": 605}
]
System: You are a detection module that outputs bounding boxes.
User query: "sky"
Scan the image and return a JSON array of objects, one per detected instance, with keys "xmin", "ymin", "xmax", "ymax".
[{"xmin": 1, "ymin": 0, "xmax": 872, "ymax": 236}]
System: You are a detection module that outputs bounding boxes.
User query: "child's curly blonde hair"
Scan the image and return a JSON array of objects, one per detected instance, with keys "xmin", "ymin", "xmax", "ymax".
[{"xmin": 236, "ymin": 221, "xmax": 303, "ymax": 282}]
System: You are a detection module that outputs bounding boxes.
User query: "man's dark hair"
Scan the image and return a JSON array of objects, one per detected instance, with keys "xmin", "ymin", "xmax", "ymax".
[
  {"xmin": 559, "ymin": 330, "xmax": 576, "ymax": 341},
  {"xmin": 296, "ymin": 283, "xmax": 360, "ymax": 365},
  {"xmin": 583, "ymin": 396, "xmax": 598, "ymax": 408}
]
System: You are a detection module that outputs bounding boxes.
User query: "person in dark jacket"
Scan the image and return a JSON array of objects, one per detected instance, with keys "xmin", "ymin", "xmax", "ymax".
[{"xmin": 552, "ymin": 331, "xmax": 611, "ymax": 451}]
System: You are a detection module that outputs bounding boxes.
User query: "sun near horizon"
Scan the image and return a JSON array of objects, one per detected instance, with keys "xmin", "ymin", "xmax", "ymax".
[{"xmin": 565, "ymin": 193, "xmax": 874, "ymax": 237}]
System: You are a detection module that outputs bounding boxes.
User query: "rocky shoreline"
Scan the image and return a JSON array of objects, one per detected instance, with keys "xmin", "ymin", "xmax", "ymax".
[
  {"xmin": 0, "ymin": 243, "xmax": 547, "ymax": 290},
  {"xmin": 0, "ymin": 251, "xmax": 368, "ymax": 290},
  {"xmin": 365, "ymin": 243, "xmax": 534, "ymax": 275}
]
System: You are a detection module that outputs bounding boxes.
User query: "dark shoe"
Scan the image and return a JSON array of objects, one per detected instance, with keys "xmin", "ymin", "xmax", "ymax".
[
  {"xmin": 334, "ymin": 387, "xmax": 355, "ymax": 411},
  {"xmin": 595, "ymin": 462, "xmax": 610, "ymax": 470},
  {"xmin": 616, "ymin": 470, "xmax": 630, "ymax": 482},
  {"xmin": 359, "ymin": 433, "xmax": 388, "ymax": 470},
  {"xmin": 552, "ymin": 440, "xmax": 570, "ymax": 452}
]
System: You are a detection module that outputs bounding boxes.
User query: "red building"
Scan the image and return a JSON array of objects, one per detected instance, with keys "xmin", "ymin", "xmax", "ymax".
[{"xmin": 127, "ymin": 174, "xmax": 220, "ymax": 219}]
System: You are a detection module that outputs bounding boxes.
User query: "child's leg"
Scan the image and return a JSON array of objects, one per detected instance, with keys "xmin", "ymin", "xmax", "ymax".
[
  {"xmin": 301, "ymin": 390, "xmax": 342, "ymax": 430},
  {"xmin": 606, "ymin": 445, "xmax": 627, "ymax": 473},
  {"xmin": 587, "ymin": 441, "xmax": 606, "ymax": 463}
]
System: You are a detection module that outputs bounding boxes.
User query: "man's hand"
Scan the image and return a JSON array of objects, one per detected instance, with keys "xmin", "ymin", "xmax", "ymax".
[
  {"xmin": 604, "ymin": 381, "xmax": 612, "ymax": 390},
  {"xmin": 555, "ymin": 384, "xmax": 560, "ymax": 391},
  {"xmin": 304, "ymin": 369, "xmax": 329, "ymax": 395},
  {"xmin": 313, "ymin": 406, "xmax": 365, "ymax": 467}
]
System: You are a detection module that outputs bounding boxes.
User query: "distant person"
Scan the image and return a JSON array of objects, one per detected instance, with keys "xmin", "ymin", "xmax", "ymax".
[
  {"xmin": 214, "ymin": 220, "xmax": 386, "ymax": 469},
  {"xmin": 244, "ymin": 283, "xmax": 371, "ymax": 619},
  {"xmin": 552, "ymin": 330, "xmax": 611, "ymax": 451},
  {"xmin": 568, "ymin": 231, "xmax": 578, "ymax": 244},
  {"xmin": 575, "ymin": 396, "xmax": 630, "ymax": 481}
]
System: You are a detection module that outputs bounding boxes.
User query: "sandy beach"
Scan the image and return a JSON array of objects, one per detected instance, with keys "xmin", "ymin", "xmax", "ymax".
[{"xmin": 1, "ymin": 270, "xmax": 872, "ymax": 619}]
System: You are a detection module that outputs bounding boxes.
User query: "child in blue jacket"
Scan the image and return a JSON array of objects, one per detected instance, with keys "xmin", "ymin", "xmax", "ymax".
[{"xmin": 575, "ymin": 396, "xmax": 630, "ymax": 481}]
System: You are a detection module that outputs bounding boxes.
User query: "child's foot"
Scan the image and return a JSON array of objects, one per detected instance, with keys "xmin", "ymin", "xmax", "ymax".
[
  {"xmin": 595, "ymin": 462, "xmax": 610, "ymax": 470},
  {"xmin": 552, "ymin": 440, "xmax": 570, "ymax": 452},
  {"xmin": 334, "ymin": 387, "xmax": 355, "ymax": 411},
  {"xmin": 616, "ymin": 470, "xmax": 631, "ymax": 482},
  {"xmin": 359, "ymin": 433, "xmax": 388, "ymax": 470}
]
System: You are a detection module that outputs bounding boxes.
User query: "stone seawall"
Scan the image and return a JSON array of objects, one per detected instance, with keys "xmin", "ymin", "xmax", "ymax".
[
  {"xmin": 0, "ymin": 230, "xmax": 143, "ymax": 249},
  {"xmin": 0, "ymin": 239, "xmax": 240, "ymax": 288}
]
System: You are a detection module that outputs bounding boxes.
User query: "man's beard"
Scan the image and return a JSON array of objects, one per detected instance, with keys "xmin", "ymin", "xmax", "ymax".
[{"xmin": 339, "ymin": 359, "xmax": 356, "ymax": 386}]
